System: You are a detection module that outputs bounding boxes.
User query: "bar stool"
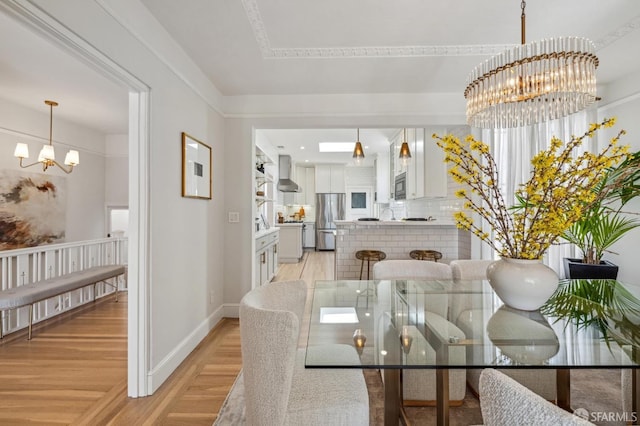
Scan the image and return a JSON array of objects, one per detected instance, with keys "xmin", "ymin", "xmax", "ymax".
[
  {"xmin": 355, "ymin": 250, "xmax": 386, "ymax": 280},
  {"xmin": 410, "ymin": 249, "xmax": 442, "ymax": 262}
]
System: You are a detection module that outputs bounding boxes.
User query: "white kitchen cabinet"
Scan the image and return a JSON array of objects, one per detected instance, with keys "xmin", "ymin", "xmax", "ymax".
[
  {"xmin": 315, "ymin": 165, "xmax": 345, "ymax": 193},
  {"xmin": 295, "ymin": 165, "xmax": 306, "ymax": 204},
  {"xmin": 255, "ymin": 249, "xmax": 267, "ymax": 288},
  {"xmin": 255, "ymin": 229, "xmax": 279, "ymax": 287},
  {"xmin": 423, "ymin": 127, "xmax": 447, "ymax": 197},
  {"xmin": 303, "ymin": 222, "xmax": 316, "ymax": 248},
  {"xmin": 305, "ymin": 167, "xmax": 315, "ymax": 205},
  {"xmin": 315, "ymin": 165, "xmax": 331, "ymax": 192},
  {"xmin": 375, "ymin": 151, "xmax": 390, "ymax": 203},
  {"xmin": 406, "ymin": 128, "xmax": 425, "ymax": 200},
  {"xmin": 277, "ymin": 224, "xmax": 303, "ymax": 263}
]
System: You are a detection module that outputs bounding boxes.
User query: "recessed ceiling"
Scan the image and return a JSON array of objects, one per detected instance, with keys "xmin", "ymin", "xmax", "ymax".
[{"xmin": 142, "ymin": 0, "xmax": 640, "ymax": 96}]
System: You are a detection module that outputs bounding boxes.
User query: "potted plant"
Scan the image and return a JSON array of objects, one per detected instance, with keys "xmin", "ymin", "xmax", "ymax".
[
  {"xmin": 433, "ymin": 117, "xmax": 629, "ymax": 310},
  {"xmin": 562, "ymin": 150, "xmax": 640, "ymax": 279}
]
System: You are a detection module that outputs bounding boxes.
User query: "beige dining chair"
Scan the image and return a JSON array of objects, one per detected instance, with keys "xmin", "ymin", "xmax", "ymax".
[
  {"xmin": 479, "ymin": 369, "xmax": 594, "ymax": 425},
  {"xmin": 372, "ymin": 259, "xmax": 467, "ymax": 405},
  {"xmin": 239, "ymin": 280, "xmax": 369, "ymax": 426},
  {"xmin": 449, "ymin": 259, "xmax": 557, "ymax": 401}
]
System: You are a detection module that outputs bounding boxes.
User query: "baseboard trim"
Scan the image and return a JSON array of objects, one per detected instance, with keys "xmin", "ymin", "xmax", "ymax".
[
  {"xmin": 146, "ymin": 304, "xmax": 225, "ymax": 393},
  {"xmin": 223, "ymin": 303, "xmax": 240, "ymax": 319}
]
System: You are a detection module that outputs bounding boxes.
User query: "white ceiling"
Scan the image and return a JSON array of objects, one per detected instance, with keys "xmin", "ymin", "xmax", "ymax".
[
  {"xmin": 0, "ymin": 11, "xmax": 129, "ymax": 135},
  {"xmin": 2, "ymin": 0, "xmax": 640, "ymax": 163}
]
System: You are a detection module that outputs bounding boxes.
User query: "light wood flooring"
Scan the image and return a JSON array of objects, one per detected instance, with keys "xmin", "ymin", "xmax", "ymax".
[{"xmin": 0, "ymin": 250, "xmax": 332, "ymax": 425}]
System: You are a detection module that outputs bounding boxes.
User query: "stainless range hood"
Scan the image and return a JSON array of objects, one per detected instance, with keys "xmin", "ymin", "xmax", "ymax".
[{"xmin": 277, "ymin": 155, "xmax": 301, "ymax": 192}]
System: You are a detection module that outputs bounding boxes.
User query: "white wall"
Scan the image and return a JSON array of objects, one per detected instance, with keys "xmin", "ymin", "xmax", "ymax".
[
  {"xmin": 0, "ymin": 98, "xmax": 107, "ymax": 242},
  {"xmin": 28, "ymin": 0, "xmax": 227, "ymax": 394},
  {"xmin": 105, "ymin": 134, "xmax": 128, "ymax": 207}
]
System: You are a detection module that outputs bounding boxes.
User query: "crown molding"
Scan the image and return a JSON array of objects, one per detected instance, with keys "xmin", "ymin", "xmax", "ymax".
[
  {"xmin": 241, "ymin": 0, "xmax": 640, "ymax": 59},
  {"xmin": 594, "ymin": 15, "xmax": 640, "ymax": 49}
]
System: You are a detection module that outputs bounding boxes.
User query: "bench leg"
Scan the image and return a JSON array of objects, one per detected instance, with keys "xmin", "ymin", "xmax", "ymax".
[
  {"xmin": 28, "ymin": 304, "xmax": 33, "ymax": 340},
  {"xmin": 95, "ymin": 279, "xmax": 119, "ymax": 303}
]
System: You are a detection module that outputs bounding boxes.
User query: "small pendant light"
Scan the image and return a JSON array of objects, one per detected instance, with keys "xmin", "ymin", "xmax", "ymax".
[
  {"xmin": 352, "ymin": 128, "xmax": 365, "ymax": 165},
  {"xmin": 399, "ymin": 128, "xmax": 411, "ymax": 167}
]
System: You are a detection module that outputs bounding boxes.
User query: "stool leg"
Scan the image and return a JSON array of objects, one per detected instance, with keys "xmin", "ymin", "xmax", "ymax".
[
  {"xmin": 366, "ymin": 259, "xmax": 371, "ymax": 280},
  {"xmin": 359, "ymin": 259, "xmax": 365, "ymax": 280}
]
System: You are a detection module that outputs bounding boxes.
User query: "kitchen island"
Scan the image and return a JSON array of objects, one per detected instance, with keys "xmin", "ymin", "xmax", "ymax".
[{"xmin": 334, "ymin": 220, "xmax": 471, "ymax": 279}]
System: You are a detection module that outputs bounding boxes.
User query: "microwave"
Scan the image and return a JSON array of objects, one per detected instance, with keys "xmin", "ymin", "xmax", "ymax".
[{"xmin": 395, "ymin": 172, "xmax": 406, "ymax": 200}]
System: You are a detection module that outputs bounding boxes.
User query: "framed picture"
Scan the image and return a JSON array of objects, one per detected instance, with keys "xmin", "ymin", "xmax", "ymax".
[{"xmin": 182, "ymin": 132, "xmax": 212, "ymax": 199}]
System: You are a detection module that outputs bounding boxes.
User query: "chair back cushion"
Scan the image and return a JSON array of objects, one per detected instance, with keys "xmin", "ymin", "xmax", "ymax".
[
  {"xmin": 373, "ymin": 259, "xmax": 452, "ymax": 280},
  {"xmin": 480, "ymin": 369, "xmax": 593, "ymax": 425},
  {"xmin": 450, "ymin": 259, "xmax": 493, "ymax": 281},
  {"xmin": 373, "ymin": 260, "xmax": 452, "ymax": 320},
  {"xmin": 239, "ymin": 280, "xmax": 307, "ymax": 426}
]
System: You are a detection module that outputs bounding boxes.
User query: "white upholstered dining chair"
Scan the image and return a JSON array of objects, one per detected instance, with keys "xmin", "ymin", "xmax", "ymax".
[
  {"xmin": 372, "ymin": 259, "xmax": 467, "ymax": 404},
  {"xmin": 239, "ymin": 280, "xmax": 369, "ymax": 426},
  {"xmin": 479, "ymin": 369, "xmax": 594, "ymax": 425},
  {"xmin": 449, "ymin": 259, "xmax": 557, "ymax": 401}
]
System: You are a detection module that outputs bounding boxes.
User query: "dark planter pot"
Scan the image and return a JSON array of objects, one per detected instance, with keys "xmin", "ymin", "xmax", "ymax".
[{"xmin": 563, "ymin": 257, "xmax": 619, "ymax": 280}]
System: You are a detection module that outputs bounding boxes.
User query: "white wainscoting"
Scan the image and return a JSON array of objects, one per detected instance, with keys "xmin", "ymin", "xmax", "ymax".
[{"xmin": 0, "ymin": 238, "xmax": 128, "ymax": 337}]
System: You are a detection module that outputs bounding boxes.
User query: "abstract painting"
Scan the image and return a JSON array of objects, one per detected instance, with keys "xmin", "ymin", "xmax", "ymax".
[{"xmin": 0, "ymin": 170, "xmax": 66, "ymax": 250}]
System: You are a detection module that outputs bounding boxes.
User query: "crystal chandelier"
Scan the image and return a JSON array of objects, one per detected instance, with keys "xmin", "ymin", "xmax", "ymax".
[
  {"xmin": 14, "ymin": 100, "xmax": 80, "ymax": 174},
  {"xmin": 464, "ymin": 0, "xmax": 599, "ymax": 129}
]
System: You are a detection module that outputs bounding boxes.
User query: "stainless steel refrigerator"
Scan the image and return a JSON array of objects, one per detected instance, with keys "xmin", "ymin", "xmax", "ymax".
[{"xmin": 315, "ymin": 193, "xmax": 346, "ymax": 251}]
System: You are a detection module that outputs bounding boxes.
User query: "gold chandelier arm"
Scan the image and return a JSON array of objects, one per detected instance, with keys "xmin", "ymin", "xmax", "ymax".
[
  {"xmin": 18, "ymin": 157, "xmax": 73, "ymax": 174},
  {"xmin": 18, "ymin": 157, "xmax": 43, "ymax": 169},
  {"xmin": 51, "ymin": 160, "xmax": 74, "ymax": 174}
]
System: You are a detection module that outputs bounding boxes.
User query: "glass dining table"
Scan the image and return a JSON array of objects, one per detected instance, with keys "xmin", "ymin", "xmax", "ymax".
[{"xmin": 304, "ymin": 279, "xmax": 640, "ymax": 426}]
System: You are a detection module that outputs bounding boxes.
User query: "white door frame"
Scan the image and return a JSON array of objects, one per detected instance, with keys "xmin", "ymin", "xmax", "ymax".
[{"xmin": 1, "ymin": 1, "xmax": 152, "ymax": 397}]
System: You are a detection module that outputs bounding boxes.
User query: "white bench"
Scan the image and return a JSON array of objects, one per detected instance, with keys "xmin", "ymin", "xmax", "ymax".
[{"xmin": 0, "ymin": 265, "xmax": 126, "ymax": 339}]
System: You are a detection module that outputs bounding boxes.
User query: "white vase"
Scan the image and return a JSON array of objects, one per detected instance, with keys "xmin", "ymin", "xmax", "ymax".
[{"xmin": 486, "ymin": 257, "xmax": 559, "ymax": 311}]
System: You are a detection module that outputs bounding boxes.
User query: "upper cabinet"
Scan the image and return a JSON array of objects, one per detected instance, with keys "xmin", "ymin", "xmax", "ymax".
[
  {"xmin": 406, "ymin": 128, "xmax": 425, "ymax": 200},
  {"xmin": 305, "ymin": 167, "xmax": 316, "ymax": 204},
  {"xmin": 422, "ymin": 127, "xmax": 447, "ymax": 198},
  {"xmin": 375, "ymin": 151, "xmax": 390, "ymax": 203},
  {"xmin": 389, "ymin": 127, "xmax": 447, "ymax": 200},
  {"xmin": 315, "ymin": 165, "xmax": 345, "ymax": 193}
]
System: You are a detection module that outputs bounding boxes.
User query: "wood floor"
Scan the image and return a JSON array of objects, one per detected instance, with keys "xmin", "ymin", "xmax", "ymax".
[{"xmin": 0, "ymin": 250, "xmax": 332, "ymax": 425}]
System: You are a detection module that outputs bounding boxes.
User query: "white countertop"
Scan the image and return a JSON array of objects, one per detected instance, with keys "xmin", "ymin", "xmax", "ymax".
[
  {"xmin": 276, "ymin": 222, "xmax": 304, "ymax": 227},
  {"xmin": 334, "ymin": 219, "xmax": 456, "ymax": 226}
]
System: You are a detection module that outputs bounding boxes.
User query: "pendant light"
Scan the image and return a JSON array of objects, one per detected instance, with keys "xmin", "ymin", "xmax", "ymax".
[
  {"xmin": 464, "ymin": 0, "xmax": 599, "ymax": 128},
  {"xmin": 352, "ymin": 128, "xmax": 365, "ymax": 165},
  {"xmin": 14, "ymin": 100, "xmax": 80, "ymax": 174},
  {"xmin": 399, "ymin": 128, "xmax": 411, "ymax": 167}
]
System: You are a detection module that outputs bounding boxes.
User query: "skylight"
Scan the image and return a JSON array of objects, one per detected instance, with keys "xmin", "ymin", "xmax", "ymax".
[{"xmin": 318, "ymin": 142, "xmax": 355, "ymax": 153}]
